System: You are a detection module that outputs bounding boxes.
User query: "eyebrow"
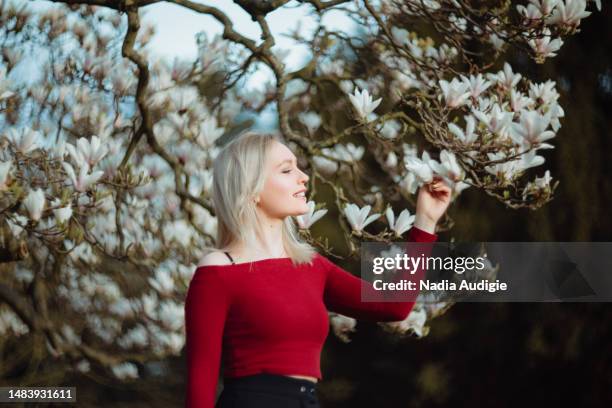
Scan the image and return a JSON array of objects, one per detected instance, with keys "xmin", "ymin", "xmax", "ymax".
[{"xmin": 276, "ymin": 158, "xmax": 296, "ymax": 167}]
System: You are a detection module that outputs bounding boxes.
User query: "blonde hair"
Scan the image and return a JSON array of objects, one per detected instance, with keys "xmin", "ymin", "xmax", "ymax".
[{"xmin": 205, "ymin": 131, "xmax": 316, "ymax": 266}]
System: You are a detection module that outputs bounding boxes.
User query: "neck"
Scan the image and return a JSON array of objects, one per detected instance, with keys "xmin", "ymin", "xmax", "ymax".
[{"xmin": 230, "ymin": 214, "xmax": 287, "ymax": 260}]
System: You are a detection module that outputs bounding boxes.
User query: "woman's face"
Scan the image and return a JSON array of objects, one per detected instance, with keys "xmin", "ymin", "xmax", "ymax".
[{"xmin": 256, "ymin": 140, "xmax": 310, "ymax": 219}]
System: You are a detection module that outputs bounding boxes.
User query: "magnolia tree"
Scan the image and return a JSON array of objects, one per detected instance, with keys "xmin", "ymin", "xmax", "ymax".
[{"xmin": 0, "ymin": 0, "xmax": 601, "ymax": 382}]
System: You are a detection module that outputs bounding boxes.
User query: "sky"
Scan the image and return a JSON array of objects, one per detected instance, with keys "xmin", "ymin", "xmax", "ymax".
[
  {"xmin": 19, "ymin": 0, "xmax": 356, "ymax": 128},
  {"xmin": 15, "ymin": 0, "xmax": 354, "ymax": 129},
  {"xmin": 136, "ymin": 0, "xmax": 356, "ymax": 127},
  {"xmin": 139, "ymin": 0, "xmax": 355, "ymax": 89},
  {"xmin": 25, "ymin": 0, "xmax": 355, "ymax": 85}
]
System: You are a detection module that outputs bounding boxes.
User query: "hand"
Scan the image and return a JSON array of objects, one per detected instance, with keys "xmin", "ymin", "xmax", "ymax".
[{"xmin": 414, "ymin": 176, "xmax": 452, "ymax": 234}]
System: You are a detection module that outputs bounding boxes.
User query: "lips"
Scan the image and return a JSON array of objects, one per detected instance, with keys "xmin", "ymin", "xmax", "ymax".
[{"xmin": 293, "ymin": 189, "xmax": 307, "ymax": 200}]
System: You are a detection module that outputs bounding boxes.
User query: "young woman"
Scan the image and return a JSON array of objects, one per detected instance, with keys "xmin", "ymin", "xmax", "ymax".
[{"xmin": 185, "ymin": 132, "xmax": 451, "ymax": 408}]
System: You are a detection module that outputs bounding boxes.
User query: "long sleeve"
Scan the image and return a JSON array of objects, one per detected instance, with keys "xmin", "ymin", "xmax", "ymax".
[
  {"xmin": 185, "ymin": 270, "xmax": 230, "ymax": 408},
  {"xmin": 322, "ymin": 226, "xmax": 438, "ymax": 322}
]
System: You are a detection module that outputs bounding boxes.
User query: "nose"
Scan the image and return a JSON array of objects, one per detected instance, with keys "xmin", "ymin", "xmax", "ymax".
[{"xmin": 299, "ymin": 169, "xmax": 309, "ymax": 184}]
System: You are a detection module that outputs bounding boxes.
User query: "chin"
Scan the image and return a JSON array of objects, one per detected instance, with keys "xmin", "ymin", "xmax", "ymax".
[{"xmin": 288, "ymin": 205, "xmax": 309, "ymax": 217}]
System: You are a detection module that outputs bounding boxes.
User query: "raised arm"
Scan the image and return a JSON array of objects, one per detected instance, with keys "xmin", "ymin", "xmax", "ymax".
[
  {"xmin": 185, "ymin": 269, "xmax": 230, "ymax": 408},
  {"xmin": 321, "ymin": 226, "xmax": 438, "ymax": 322}
]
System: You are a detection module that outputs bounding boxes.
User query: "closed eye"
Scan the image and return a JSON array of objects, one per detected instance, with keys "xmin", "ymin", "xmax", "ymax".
[{"xmin": 282, "ymin": 169, "xmax": 291, "ymax": 173}]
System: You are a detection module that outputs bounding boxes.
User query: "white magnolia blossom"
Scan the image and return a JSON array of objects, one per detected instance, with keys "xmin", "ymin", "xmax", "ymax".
[
  {"xmin": 158, "ymin": 301, "xmax": 184, "ymax": 332},
  {"xmin": 343, "ymin": 204, "xmax": 381, "ymax": 233},
  {"xmin": 329, "ymin": 314, "xmax": 357, "ymax": 343},
  {"xmin": 319, "ymin": 58, "xmax": 346, "ymax": 76},
  {"xmin": 6, "ymin": 214, "xmax": 28, "ymax": 237},
  {"xmin": 118, "ymin": 325, "xmax": 148, "ymax": 349},
  {"xmin": 50, "ymin": 138, "xmax": 67, "ymax": 160},
  {"xmin": 546, "ymin": 0, "xmax": 591, "ymax": 27},
  {"xmin": 384, "ymin": 306, "xmax": 429, "ymax": 337},
  {"xmin": 438, "ymin": 78, "xmax": 471, "ymax": 108},
  {"xmin": 66, "ymin": 135, "xmax": 108, "ymax": 168},
  {"xmin": 75, "ymin": 359, "xmax": 91, "ymax": 373},
  {"xmin": 529, "ymin": 80, "xmax": 560, "ymax": 104},
  {"xmin": 460, "ymin": 74, "xmax": 492, "ymax": 99},
  {"xmin": 0, "ymin": 67, "xmax": 14, "ymax": 100},
  {"xmin": 348, "ymin": 87, "xmax": 382, "ymax": 121},
  {"xmin": 592, "ymin": 0, "xmax": 601, "ymax": 11},
  {"xmin": 523, "ymin": 170, "xmax": 554, "ymax": 198},
  {"xmin": 6, "ymin": 128, "xmax": 40, "ymax": 154},
  {"xmin": 61, "ymin": 324, "xmax": 82, "ymax": 346},
  {"xmin": 299, "ymin": 111, "xmax": 322, "ymax": 133},
  {"xmin": 385, "ymin": 151, "xmax": 398, "ymax": 168},
  {"xmin": 385, "ymin": 207, "xmax": 415, "ymax": 237},
  {"xmin": 510, "ymin": 90, "xmax": 533, "ymax": 112},
  {"xmin": 111, "ymin": 362, "xmax": 139, "ymax": 380},
  {"xmin": 429, "ymin": 150, "xmax": 472, "ymax": 198},
  {"xmin": 399, "ymin": 171, "xmax": 420, "ymax": 195},
  {"xmin": 448, "ymin": 14, "xmax": 468, "ymax": 32},
  {"xmin": 162, "ymin": 219, "xmax": 194, "ymax": 247},
  {"xmin": 488, "ymin": 32, "xmax": 505, "ymax": 51},
  {"xmin": 160, "ymin": 332, "xmax": 186, "ymax": 354},
  {"xmin": 335, "ymin": 143, "xmax": 365, "ymax": 162},
  {"xmin": 320, "ymin": 143, "xmax": 364, "ymax": 163},
  {"xmin": 312, "ymin": 155, "xmax": 338, "ymax": 176},
  {"xmin": 485, "ymin": 150, "xmax": 545, "ymax": 183},
  {"xmin": 399, "ymin": 147, "xmax": 430, "ymax": 195},
  {"xmin": 0, "ymin": 307, "xmax": 29, "ymax": 336},
  {"xmin": 295, "ymin": 201, "xmax": 328, "ymax": 229},
  {"xmin": 473, "ymin": 104, "xmax": 514, "ymax": 138},
  {"xmin": 487, "ymin": 62, "xmax": 521, "ymax": 91},
  {"xmin": 510, "ymin": 110, "xmax": 556, "ymax": 149},
  {"xmin": 23, "ymin": 188, "xmax": 46, "ymax": 222},
  {"xmin": 518, "ymin": 149, "xmax": 546, "ymax": 172},
  {"xmin": 62, "ymin": 162, "xmax": 105, "ymax": 193},
  {"xmin": 109, "ymin": 298, "xmax": 135, "ymax": 318},
  {"xmin": 448, "ymin": 115, "xmax": 478, "ymax": 144},
  {"xmin": 517, "ymin": 3, "xmax": 544, "ymax": 20},
  {"xmin": 0, "ymin": 160, "xmax": 12, "ymax": 190},
  {"xmin": 535, "ymin": 0, "xmax": 562, "ymax": 15},
  {"xmin": 429, "ymin": 150, "xmax": 463, "ymax": 182},
  {"xmin": 51, "ymin": 198, "xmax": 73, "ymax": 225},
  {"xmin": 529, "ymin": 28, "xmax": 564, "ymax": 60},
  {"xmin": 534, "ymin": 169, "xmax": 553, "ymax": 188},
  {"xmin": 313, "ymin": 143, "xmax": 365, "ymax": 175},
  {"xmin": 405, "ymin": 152, "xmax": 434, "ymax": 184},
  {"xmin": 196, "ymin": 116, "xmax": 224, "ymax": 148},
  {"xmin": 380, "ymin": 119, "xmax": 401, "ymax": 139},
  {"xmin": 148, "ymin": 266, "xmax": 175, "ymax": 296}
]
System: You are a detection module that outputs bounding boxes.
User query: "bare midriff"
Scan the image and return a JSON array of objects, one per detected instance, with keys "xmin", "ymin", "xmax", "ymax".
[{"xmin": 286, "ymin": 374, "xmax": 318, "ymax": 383}]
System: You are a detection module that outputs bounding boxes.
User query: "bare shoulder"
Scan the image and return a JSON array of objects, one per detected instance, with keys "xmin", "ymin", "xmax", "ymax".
[{"xmin": 197, "ymin": 251, "xmax": 232, "ymax": 267}]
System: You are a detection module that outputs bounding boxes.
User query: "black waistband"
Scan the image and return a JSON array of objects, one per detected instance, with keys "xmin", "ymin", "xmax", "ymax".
[{"xmin": 223, "ymin": 373, "xmax": 317, "ymax": 398}]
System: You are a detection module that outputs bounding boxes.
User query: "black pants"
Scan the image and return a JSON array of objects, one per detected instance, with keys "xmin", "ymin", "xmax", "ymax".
[{"xmin": 216, "ymin": 373, "xmax": 321, "ymax": 408}]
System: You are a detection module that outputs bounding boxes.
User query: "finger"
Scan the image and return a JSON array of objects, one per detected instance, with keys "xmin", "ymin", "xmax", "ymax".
[{"xmin": 435, "ymin": 180, "xmax": 447, "ymax": 189}]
